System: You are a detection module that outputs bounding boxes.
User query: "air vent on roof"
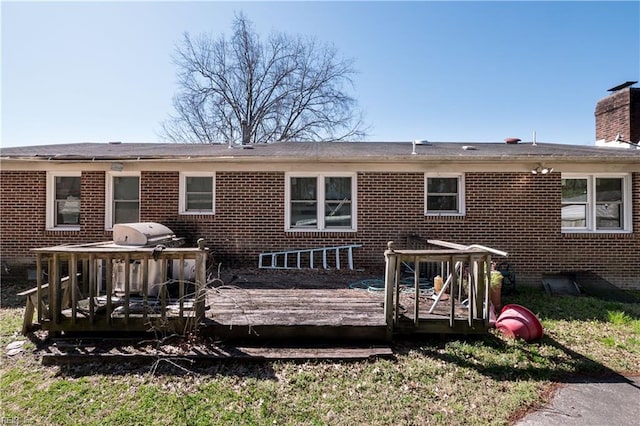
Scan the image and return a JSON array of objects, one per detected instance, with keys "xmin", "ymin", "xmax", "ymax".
[
  {"xmin": 411, "ymin": 139, "xmax": 429, "ymax": 155},
  {"xmin": 504, "ymin": 138, "xmax": 521, "ymax": 144},
  {"xmin": 108, "ymin": 141, "xmax": 122, "ymax": 145}
]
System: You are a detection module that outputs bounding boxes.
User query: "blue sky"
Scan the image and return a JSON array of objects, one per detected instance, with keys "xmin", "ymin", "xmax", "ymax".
[{"xmin": 2, "ymin": 1, "xmax": 639, "ymax": 147}]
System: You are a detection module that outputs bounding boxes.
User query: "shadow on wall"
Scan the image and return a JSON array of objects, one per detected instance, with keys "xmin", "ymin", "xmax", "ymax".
[{"xmin": 161, "ymin": 220, "xmax": 200, "ymax": 247}]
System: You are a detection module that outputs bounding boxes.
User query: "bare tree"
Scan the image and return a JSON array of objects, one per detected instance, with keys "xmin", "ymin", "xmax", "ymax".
[{"xmin": 161, "ymin": 14, "xmax": 366, "ymax": 144}]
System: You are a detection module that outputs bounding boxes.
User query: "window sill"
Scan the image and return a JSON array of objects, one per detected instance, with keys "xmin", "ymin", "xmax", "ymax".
[
  {"xmin": 424, "ymin": 213, "xmax": 466, "ymax": 221},
  {"xmin": 562, "ymin": 229, "xmax": 632, "ymax": 234},
  {"xmin": 179, "ymin": 211, "xmax": 215, "ymax": 216},
  {"xmin": 286, "ymin": 228, "xmax": 357, "ymax": 233},
  {"xmin": 562, "ymin": 230, "xmax": 633, "ymax": 238},
  {"xmin": 46, "ymin": 226, "xmax": 80, "ymax": 232}
]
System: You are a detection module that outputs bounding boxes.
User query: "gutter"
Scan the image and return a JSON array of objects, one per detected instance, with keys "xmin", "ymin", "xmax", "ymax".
[{"xmin": 1, "ymin": 154, "xmax": 640, "ymax": 164}]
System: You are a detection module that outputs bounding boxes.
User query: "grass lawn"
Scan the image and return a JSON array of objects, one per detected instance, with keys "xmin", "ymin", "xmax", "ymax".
[{"xmin": 1, "ymin": 277, "xmax": 639, "ymax": 425}]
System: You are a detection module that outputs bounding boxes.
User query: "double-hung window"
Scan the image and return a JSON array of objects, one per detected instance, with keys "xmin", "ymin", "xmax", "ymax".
[
  {"xmin": 179, "ymin": 172, "xmax": 215, "ymax": 214},
  {"xmin": 106, "ymin": 172, "xmax": 140, "ymax": 229},
  {"xmin": 561, "ymin": 174, "xmax": 631, "ymax": 232},
  {"xmin": 424, "ymin": 173, "xmax": 465, "ymax": 215},
  {"xmin": 286, "ymin": 173, "xmax": 356, "ymax": 231},
  {"xmin": 46, "ymin": 172, "xmax": 81, "ymax": 230}
]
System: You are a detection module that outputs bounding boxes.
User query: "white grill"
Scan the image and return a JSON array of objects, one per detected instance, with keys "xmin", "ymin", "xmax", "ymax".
[
  {"xmin": 109, "ymin": 222, "xmax": 185, "ymax": 295},
  {"xmin": 112, "ymin": 222, "xmax": 181, "ymax": 247}
]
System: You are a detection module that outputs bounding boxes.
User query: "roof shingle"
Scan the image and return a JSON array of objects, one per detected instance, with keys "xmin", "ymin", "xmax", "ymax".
[{"xmin": 1, "ymin": 141, "xmax": 639, "ymax": 162}]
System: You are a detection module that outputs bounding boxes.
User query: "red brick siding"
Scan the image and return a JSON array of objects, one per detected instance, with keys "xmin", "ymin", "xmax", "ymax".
[
  {"xmin": 596, "ymin": 88, "xmax": 640, "ymax": 143},
  {"xmin": 357, "ymin": 172, "xmax": 564, "ymax": 282},
  {"xmin": 1, "ymin": 171, "xmax": 46, "ymax": 261},
  {"xmin": 80, "ymin": 171, "xmax": 108, "ymax": 237},
  {"xmin": 140, "ymin": 172, "xmax": 179, "ymax": 223},
  {"xmin": 200, "ymin": 172, "xmax": 363, "ymax": 267},
  {"xmin": 1, "ymin": 170, "xmax": 639, "ymax": 289}
]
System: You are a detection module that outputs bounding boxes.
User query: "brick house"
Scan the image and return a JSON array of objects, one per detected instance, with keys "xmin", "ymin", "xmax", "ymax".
[{"xmin": 2, "ymin": 87, "xmax": 639, "ymax": 289}]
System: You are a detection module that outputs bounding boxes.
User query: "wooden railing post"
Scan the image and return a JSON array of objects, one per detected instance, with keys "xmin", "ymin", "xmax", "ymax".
[
  {"xmin": 449, "ymin": 256, "xmax": 457, "ymax": 328},
  {"xmin": 178, "ymin": 254, "xmax": 185, "ymax": 318},
  {"xmin": 36, "ymin": 254, "xmax": 43, "ymax": 323},
  {"xmin": 194, "ymin": 241, "xmax": 208, "ymax": 330},
  {"xmin": 413, "ymin": 256, "xmax": 420, "ymax": 326},
  {"xmin": 70, "ymin": 254, "xmax": 78, "ymax": 324},
  {"xmin": 141, "ymin": 256, "xmax": 149, "ymax": 322},
  {"xmin": 81, "ymin": 258, "xmax": 89, "ymax": 301},
  {"xmin": 51, "ymin": 253, "xmax": 60, "ymax": 325},
  {"xmin": 484, "ymin": 255, "xmax": 491, "ymax": 324},
  {"xmin": 105, "ymin": 256, "xmax": 113, "ymax": 326},
  {"xmin": 123, "ymin": 254, "xmax": 131, "ymax": 324},
  {"xmin": 160, "ymin": 257, "xmax": 168, "ymax": 321},
  {"xmin": 88, "ymin": 254, "xmax": 96, "ymax": 323},
  {"xmin": 384, "ymin": 241, "xmax": 396, "ymax": 341}
]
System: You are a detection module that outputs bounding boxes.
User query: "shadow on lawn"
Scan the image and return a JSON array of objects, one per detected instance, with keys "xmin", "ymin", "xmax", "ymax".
[
  {"xmin": 502, "ymin": 287, "xmax": 640, "ymax": 323},
  {"xmin": 399, "ymin": 333, "xmax": 639, "ymax": 389}
]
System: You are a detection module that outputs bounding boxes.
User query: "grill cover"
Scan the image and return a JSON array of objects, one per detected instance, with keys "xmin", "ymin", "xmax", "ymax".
[{"xmin": 112, "ymin": 222, "xmax": 177, "ymax": 246}]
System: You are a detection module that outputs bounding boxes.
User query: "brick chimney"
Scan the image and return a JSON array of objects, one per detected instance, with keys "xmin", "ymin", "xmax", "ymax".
[{"xmin": 595, "ymin": 82, "xmax": 640, "ymax": 145}]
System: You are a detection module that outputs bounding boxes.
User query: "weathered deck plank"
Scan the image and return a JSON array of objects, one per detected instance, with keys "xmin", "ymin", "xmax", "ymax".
[
  {"xmin": 39, "ymin": 340, "xmax": 394, "ymax": 363},
  {"xmin": 200, "ymin": 287, "xmax": 483, "ymax": 341}
]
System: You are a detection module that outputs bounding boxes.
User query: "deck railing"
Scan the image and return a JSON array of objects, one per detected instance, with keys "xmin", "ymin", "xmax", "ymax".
[
  {"xmin": 383, "ymin": 241, "xmax": 498, "ymax": 338},
  {"xmin": 30, "ymin": 244, "xmax": 208, "ymax": 335}
]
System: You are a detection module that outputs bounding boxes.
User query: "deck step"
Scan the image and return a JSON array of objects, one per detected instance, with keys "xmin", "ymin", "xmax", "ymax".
[{"xmin": 40, "ymin": 340, "xmax": 393, "ymax": 364}]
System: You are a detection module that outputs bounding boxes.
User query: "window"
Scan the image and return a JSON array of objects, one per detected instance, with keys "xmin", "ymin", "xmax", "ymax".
[
  {"xmin": 106, "ymin": 172, "xmax": 140, "ymax": 229},
  {"xmin": 285, "ymin": 173, "xmax": 356, "ymax": 231},
  {"xmin": 179, "ymin": 173, "xmax": 215, "ymax": 214},
  {"xmin": 46, "ymin": 172, "xmax": 81, "ymax": 230},
  {"xmin": 424, "ymin": 174, "xmax": 465, "ymax": 215},
  {"xmin": 562, "ymin": 174, "xmax": 631, "ymax": 232}
]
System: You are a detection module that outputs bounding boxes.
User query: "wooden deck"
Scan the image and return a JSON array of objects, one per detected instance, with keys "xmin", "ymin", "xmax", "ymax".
[
  {"xmin": 201, "ymin": 286, "xmax": 486, "ymax": 342},
  {"xmin": 202, "ymin": 288, "xmax": 387, "ymax": 341},
  {"xmin": 25, "ymin": 239, "xmax": 497, "ymax": 349},
  {"xmin": 45, "ymin": 286, "xmax": 486, "ymax": 342}
]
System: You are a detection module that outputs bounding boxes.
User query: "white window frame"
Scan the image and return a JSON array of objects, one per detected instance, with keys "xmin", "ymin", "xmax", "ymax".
[
  {"xmin": 46, "ymin": 171, "xmax": 81, "ymax": 231},
  {"xmin": 179, "ymin": 172, "xmax": 216, "ymax": 215},
  {"xmin": 285, "ymin": 172, "xmax": 357, "ymax": 232},
  {"xmin": 424, "ymin": 173, "xmax": 466, "ymax": 216},
  {"xmin": 561, "ymin": 173, "xmax": 632, "ymax": 233},
  {"xmin": 105, "ymin": 171, "xmax": 140, "ymax": 230}
]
